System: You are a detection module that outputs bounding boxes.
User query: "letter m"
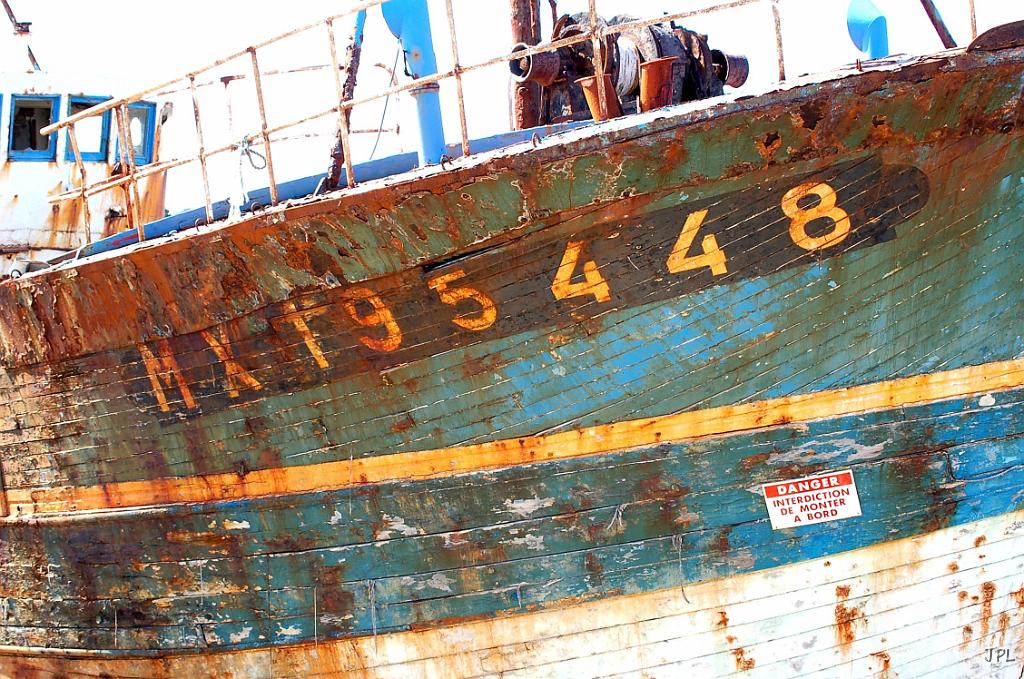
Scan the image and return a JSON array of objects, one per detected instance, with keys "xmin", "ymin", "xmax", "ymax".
[{"xmin": 138, "ymin": 340, "xmax": 197, "ymax": 412}]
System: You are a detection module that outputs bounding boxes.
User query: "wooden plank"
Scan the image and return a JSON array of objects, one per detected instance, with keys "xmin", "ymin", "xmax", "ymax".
[
  {"xmin": 0, "ymin": 391, "xmax": 1020, "ymax": 649},
  {"xmin": 5, "ymin": 356, "xmax": 1023, "ymax": 515},
  {"xmin": 0, "ymin": 509, "xmax": 1020, "ymax": 677}
]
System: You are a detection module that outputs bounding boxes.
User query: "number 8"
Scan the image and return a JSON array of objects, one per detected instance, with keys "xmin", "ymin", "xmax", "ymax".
[{"xmin": 782, "ymin": 182, "xmax": 851, "ymax": 251}]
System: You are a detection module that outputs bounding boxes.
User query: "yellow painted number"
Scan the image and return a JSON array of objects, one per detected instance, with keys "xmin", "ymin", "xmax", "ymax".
[
  {"xmin": 781, "ymin": 182, "xmax": 851, "ymax": 251},
  {"xmin": 342, "ymin": 288, "xmax": 403, "ymax": 352},
  {"xmin": 551, "ymin": 240, "xmax": 612, "ymax": 303},
  {"xmin": 427, "ymin": 269, "xmax": 497, "ymax": 331},
  {"xmin": 666, "ymin": 209, "xmax": 727, "ymax": 276}
]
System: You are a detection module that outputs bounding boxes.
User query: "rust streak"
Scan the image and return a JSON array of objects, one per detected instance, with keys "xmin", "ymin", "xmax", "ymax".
[
  {"xmin": 732, "ymin": 647, "xmax": 755, "ymax": 671},
  {"xmin": 870, "ymin": 650, "xmax": 892, "ymax": 679},
  {"xmin": 980, "ymin": 581, "xmax": 997, "ymax": 641},
  {"xmin": 961, "ymin": 624, "xmax": 974, "ymax": 653},
  {"xmin": 835, "ymin": 583, "xmax": 864, "ymax": 652}
]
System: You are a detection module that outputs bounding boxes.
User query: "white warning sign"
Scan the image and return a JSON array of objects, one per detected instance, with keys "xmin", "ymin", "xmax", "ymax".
[{"xmin": 762, "ymin": 470, "xmax": 862, "ymax": 530}]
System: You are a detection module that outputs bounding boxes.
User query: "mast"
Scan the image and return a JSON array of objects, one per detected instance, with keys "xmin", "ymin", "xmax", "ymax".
[{"xmin": 510, "ymin": 0, "xmax": 542, "ymax": 129}]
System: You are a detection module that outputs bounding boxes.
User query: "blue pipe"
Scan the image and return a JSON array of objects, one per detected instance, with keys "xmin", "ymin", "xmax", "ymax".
[
  {"xmin": 381, "ymin": 0, "xmax": 446, "ymax": 165},
  {"xmin": 353, "ymin": 8, "xmax": 367, "ymax": 46},
  {"xmin": 847, "ymin": 0, "xmax": 889, "ymax": 59}
]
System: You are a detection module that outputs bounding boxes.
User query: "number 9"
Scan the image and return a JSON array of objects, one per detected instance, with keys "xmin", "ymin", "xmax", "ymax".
[{"xmin": 342, "ymin": 288, "xmax": 403, "ymax": 352}]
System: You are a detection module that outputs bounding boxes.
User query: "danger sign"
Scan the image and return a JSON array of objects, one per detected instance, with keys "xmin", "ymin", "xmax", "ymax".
[{"xmin": 762, "ymin": 470, "xmax": 862, "ymax": 529}]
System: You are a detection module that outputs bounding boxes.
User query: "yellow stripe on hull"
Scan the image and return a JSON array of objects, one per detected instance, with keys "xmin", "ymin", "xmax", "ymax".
[{"xmin": 7, "ymin": 358, "xmax": 1024, "ymax": 516}]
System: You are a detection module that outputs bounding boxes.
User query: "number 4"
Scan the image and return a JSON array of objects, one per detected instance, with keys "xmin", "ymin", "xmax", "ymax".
[
  {"xmin": 551, "ymin": 240, "xmax": 612, "ymax": 303},
  {"xmin": 666, "ymin": 209, "xmax": 727, "ymax": 276}
]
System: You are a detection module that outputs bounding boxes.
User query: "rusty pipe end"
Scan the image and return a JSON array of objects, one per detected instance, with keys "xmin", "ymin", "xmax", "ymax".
[
  {"xmin": 711, "ymin": 50, "xmax": 750, "ymax": 89},
  {"xmin": 638, "ymin": 56, "xmax": 677, "ymax": 113},
  {"xmin": 575, "ymin": 73, "xmax": 623, "ymax": 121},
  {"xmin": 509, "ymin": 42, "xmax": 562, "ymax": 86}
]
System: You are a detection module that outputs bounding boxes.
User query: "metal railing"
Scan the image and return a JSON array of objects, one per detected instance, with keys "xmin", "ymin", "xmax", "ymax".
[{"xmin": 41, "ymin": 0, "xmax": 981, "ymax": 245}]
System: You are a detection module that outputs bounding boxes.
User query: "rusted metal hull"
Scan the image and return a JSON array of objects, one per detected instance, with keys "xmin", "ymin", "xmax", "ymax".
[{"xmin": 0, "ymin": 40, "xmax": 1023, "ymax": 677}]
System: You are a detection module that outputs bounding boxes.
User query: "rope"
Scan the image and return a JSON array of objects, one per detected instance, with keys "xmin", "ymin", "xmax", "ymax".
[
  {"xmin": 238, "ymin": 137, "xmax": 267, "ymax": 170},
  {"xmin": 370, "ymin": 43, "xmax": 403, "ymax": 160},
  {"xmin": 232, "ymin": 137, "xmax": 268, "ymax": 217}
]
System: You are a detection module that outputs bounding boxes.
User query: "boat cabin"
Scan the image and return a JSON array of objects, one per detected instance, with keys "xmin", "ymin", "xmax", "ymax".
[{"xmin": 0, "ymin": 72, "xmax": 166, "ymax": 277}]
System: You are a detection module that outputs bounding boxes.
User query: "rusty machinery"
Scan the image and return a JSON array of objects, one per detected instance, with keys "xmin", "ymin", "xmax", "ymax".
[{"xmin": 510, "ymin": 13, "xmax": 748, "ymax": 126}]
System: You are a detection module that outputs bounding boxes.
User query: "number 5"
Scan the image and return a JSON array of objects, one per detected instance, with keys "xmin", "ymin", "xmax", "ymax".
[{"xmin": 428, "ymin": 269, "xmax": 497, "ymax": 331}]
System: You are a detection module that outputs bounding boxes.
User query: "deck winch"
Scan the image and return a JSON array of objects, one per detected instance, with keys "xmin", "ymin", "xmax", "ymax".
[{"xmin": 510, "ymin": 13, "xmax": 748, "ymax": 125}]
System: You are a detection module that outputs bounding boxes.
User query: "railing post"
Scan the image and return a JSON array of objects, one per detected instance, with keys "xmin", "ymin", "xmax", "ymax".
[
  {"xmin": 121, "ymin": 105, "xmax": 145, "ymax": 243},
  {"xmin": 587, "ymin": 0, "xmax": 610, "ymax": 121},
  {"xmin": 248, "ymin": 47, "xmax": 279, "ymax": 205},
  {"xmin": 968, "ymin": 0, "xmax": 977, "ymax": 40},
  {"xmin": 188, "ymin": 74, "xmax": 215, "ymax": 225},
  {"xmin": 0, "ymin": 456, "xmax": 8, "ymax": 517},
  {"xmin": 326, "ymin": 17, "xmax": 358, "ymax": 189},
  {"xmin": 114, "ymin": 105, "xmax": 143, "ymax": 241},
  {"xmin": 66, "ymin": 125, "xmax": 93, "ymax": 244},
  {"xmin": 442, "ymin": 0, "xmax": 470, "ymax": 157},
  {"xmin": 770, "ymin": 0, "xmax": 786, "ymax": 81}
]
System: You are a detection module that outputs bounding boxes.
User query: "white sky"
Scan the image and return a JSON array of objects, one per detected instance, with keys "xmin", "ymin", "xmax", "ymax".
[{"xmin": 4, "ymin": 0, "xmax": 1023, "ymax": 211}]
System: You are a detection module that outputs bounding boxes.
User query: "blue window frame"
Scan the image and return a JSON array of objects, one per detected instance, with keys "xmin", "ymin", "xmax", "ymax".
[
  {"xmin": 9, "ymin": 94, "xmax": 59, "ymax": 161},
  {"xmin": 114, "ymin": 100, "xmax": 157, "ymax": 166},
  {"xmin": 64, "ymin": 96, "xmax": 111, "ymax": 163}
]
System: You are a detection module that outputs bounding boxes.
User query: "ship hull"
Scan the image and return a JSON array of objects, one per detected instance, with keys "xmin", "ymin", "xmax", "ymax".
[
  {"xmin": 3, "ymin": 510, "xmax": 1023, "ymax": 678},
  {"xmin": 1, "ymin": 40, "xmax": 1024, "ymax": 678}
]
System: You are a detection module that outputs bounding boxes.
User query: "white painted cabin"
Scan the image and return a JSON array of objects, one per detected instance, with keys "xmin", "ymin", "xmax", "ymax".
[{"xmin": 0, "ymin": 69, "xmax": 169, "ymax": 278}]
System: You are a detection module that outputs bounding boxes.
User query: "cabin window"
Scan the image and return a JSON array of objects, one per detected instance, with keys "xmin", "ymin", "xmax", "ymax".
[
  {"xmin": 114, "ymin": 101, "xmax": 157, "ymax": 166},
  {"xmin": 64, "ymin": 96, "xmax": 111, "ymax": 163},
  {"xmin": 8, "ymin": 94, "xmax": 59, "ymax": 161}
]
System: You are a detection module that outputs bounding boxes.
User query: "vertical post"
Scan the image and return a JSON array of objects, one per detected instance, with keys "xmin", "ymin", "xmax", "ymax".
[
  {"xmin": 770, "ymin": 0, "xmax": 786, "ymax": 81},
  {"xmin": 587, "ymin": 0, "xmax": 609, "ymax": 121},
  {"xmin": 113, "ymin": 106, "xmax": 131, "ymax": 234},
  {"xmin": 509, "ymin": 0, "xmax": 542, "ymax": 130},
  {"xmin": 326, "ymin": 17, "xmax": 357, "ymax": 189},
  {"xmin": 248, "ymin": 47, "xmax": 279, "ymax": 205},
  {"xmin": 120, "ymin": 105, "xmax": 145, "ymax": 243},
  {"xmin": 114, "ymin": 106, "xmax": 143, "ymax": 240},
  {"xmin": 442, "ymin": 0, "xmax": 470, "ymax": 157},
  {"xmin": 0, "ymin": 459, "xmax": 8, "ymax": 518},
  {"xmin": 67, "ymin": 125, "xmax": 93, "ymax": 244},
  {"xmin": 189, "ymin": 74, "xmax": 215, "ymax": 225},
  {"xmin": 918, "ymin": 0, "xmax": 957, "ymax": 48},
  {"xmin": 968, "ymin": 0, "xmax": 977, "ymax": 40}
]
